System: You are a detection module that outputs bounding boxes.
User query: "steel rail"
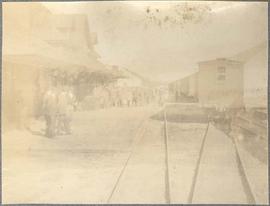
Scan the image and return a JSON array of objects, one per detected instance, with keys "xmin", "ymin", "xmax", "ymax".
[
  {"xmin": 163, "ymin": 105, "xmax": 171, "ymax": 204},
  {"xmin": 106, "ymin": 118, "xmax": 148, "ymax": 203},
  {"xmin": 187, "ymin": 116, "xmax": 210, "ymax": 204}
]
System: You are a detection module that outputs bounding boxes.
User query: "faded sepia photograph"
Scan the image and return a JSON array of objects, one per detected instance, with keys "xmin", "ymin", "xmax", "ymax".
[{"xmin": 2, "ymin": 1, "xmax": 268, "ymax": 204}]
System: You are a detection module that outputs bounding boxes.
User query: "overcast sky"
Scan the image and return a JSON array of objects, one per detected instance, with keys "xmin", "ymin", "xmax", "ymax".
[{"xmin": 43, "ymin": 1, "xmax": 268, "ymax": 82}]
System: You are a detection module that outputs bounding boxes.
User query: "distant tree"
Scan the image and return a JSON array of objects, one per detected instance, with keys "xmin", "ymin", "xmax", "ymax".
[
  {"xmin": 89, "ymin": 70, "xmax": 123, "ymax": 85},
  {"xmin": 73, "ymin": 69, "xmax": 124, "ymax": 101}
]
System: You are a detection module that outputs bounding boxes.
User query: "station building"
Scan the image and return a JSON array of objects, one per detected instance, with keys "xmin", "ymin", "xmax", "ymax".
[
  {"xmin": 197, "ymin": 58, "xmax": 244, "ymax": 108},
  {"xmin": 2, "ymin": 3, "xmax": 105, "ymax": 130},
  {"xmin": 169, "ymin": 58, "xmax": 244, "ymax": 109},
  {"xmin": 169, "ymin": 42, "xmax": 267, "ymax": 110}
]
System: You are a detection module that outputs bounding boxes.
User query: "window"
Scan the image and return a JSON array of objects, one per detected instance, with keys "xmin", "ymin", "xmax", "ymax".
[
  {"xmin": 217, "ymin": 66, "xmax": 226, "ymax": 73},
  {"xmin": 217, "ymin": 67, "xmax": 226, "ymax": 81},
  {"xmin": 218, "ymin": 74, "xmax": 226, "ymax": 81}
]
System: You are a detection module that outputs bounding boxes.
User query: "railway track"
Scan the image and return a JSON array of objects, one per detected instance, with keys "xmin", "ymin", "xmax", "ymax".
[
  {"xmin": 164, "ymin": 104, "xmax": 256, "ymax": 204},
  {"xmin": 106, "ymin": 108, "xmax": 169, "ymax": 203},
  {"xmin": 163, "ymin": 106, "xmax": 171, "ymax": 203},
  {"xmin": 107, "ymin": 105, "xmax": 256, "ymax": 204},
  {"xmin": 106, "ymin": 118, "xmax": 148, "ymax": 203}
]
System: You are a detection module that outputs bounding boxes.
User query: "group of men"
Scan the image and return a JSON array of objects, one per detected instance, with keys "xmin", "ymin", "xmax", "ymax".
[
  {"xmin": 42, "ymin": 85, "xmax": 76, "ymax": 138},
  {"xmin": 92, "ymin": 86, "xmax": 161, "ymax": 108}
]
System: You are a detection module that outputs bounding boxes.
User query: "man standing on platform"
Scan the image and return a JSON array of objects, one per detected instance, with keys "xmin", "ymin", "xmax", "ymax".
[
  {"xmin": 42, "ymin": 85, "xmax": 58, "ymax": 138},
  {"xmin": 57, "ymin": 85, "xmax": 75, "ymax": 135}
]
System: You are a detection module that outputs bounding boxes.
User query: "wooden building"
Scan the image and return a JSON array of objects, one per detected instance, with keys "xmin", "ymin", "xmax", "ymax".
[
  {"xmin": 169, "ymin": 58, "xmax": 244, "ymax": 108},
  {"xmin": 2, "ymin": 3, "xmax": 105, "ymax": 130}
]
